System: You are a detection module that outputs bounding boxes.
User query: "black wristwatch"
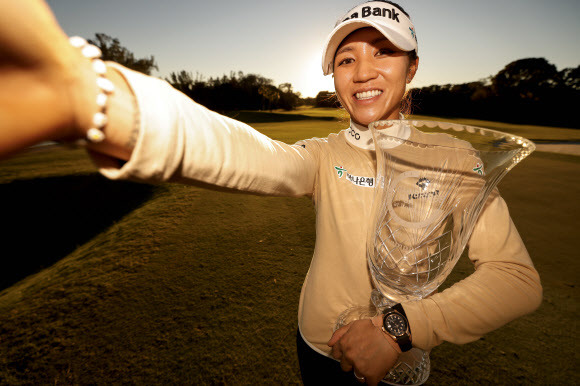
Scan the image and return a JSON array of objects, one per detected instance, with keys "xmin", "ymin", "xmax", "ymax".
[{"xmin": 381, "ymin": 303, "xmax": 412, "ymax": 352}]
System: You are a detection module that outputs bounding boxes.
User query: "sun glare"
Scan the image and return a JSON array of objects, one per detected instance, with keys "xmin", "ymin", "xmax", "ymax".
[{"xmin": 298, "ymin": 52, "xmax": 335, "ymax": 98}]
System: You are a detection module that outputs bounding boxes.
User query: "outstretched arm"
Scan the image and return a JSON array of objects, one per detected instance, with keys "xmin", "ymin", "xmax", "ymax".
[
  {"xmin": 0, "ymin": 1, "xmax": 320, "ymax": 197},
  {"xmin": 0, "ymin": 0, "xmax": 136, "ymax": 160}
]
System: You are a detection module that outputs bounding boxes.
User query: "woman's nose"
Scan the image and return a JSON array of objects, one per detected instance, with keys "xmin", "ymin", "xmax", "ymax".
[{"xmin": 353, "ymin": 57, "xmax": 378, "ymax": 83}]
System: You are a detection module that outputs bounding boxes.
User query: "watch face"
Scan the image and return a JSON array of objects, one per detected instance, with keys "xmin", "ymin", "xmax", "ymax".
[{"xmin": 384, "ymin": 313, "xmax": 407, "ymax": 337}]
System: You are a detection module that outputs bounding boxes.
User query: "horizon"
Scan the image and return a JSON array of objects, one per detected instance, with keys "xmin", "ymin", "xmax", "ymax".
[{"xmin": 47, "ymin": 0, "xmax": 579, "ymax": 97}]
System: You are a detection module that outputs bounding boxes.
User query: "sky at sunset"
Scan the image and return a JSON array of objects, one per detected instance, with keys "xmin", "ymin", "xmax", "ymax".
[{"xmin": 47, "ymin": 0, "xmax": 580, "ymax": 97}]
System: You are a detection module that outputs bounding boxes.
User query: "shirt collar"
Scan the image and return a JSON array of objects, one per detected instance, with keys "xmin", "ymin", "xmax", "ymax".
[{"xmin": 345, "ymin": 114, "xmax": 410, "ymax": 150}]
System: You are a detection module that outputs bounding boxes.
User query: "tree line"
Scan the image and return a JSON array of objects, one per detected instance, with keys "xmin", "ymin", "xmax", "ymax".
[
  {"xmin": 166, "ymin": 70, "xmax": 302, "ymax": 112},
  {"xmin": 89, "ymin": 33, "xmax": 302, "ymax": 112},
  {"xmin": 92, "ymin": 33, "xmax": 578, "ymax": 128},
  {"xmin": 408, "ymin": 58, "xmax": 579, "ymax": 128}
]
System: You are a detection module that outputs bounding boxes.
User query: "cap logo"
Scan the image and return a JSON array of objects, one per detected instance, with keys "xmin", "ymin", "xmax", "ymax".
[
  {"xmin": 323, "ymin": 2, "xmax": 418, "ymax": 75},
  {"xmin": 409, "ymin": 27, "xmax": 416, "ymax": 41},
  {"xmin": 342, "ymin": 6, "xmax": 401, "ymax": 23}
]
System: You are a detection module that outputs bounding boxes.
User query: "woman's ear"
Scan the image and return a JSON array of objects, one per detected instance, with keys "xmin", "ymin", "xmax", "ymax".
[{"xmin": 406, "ymin": 56, "xmax": 419, "ymax": 84}]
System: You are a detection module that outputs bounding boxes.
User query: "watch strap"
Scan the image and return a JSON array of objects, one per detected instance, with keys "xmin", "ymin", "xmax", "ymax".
[
  {"xmin": 395, "ymin": 331, "xmax": 412, "ymax": 352},
  {"xmin": 392, "ymin": 303, "xmax": 407, "ymax": 316},
  {"xmin": 383, "ymin": 304, "xmax": 413, "ymax": 352}
]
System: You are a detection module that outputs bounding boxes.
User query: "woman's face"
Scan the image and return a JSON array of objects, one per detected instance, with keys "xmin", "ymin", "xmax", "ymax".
[{"xmin": 333, "ymin": 27, "xmax": 418, "ymax": 126}]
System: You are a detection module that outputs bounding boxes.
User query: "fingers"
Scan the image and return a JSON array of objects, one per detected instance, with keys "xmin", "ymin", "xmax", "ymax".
[
  {"xmin": 329, "ymin": 318, "xmax": 400, "ymax": 385},
  {"xmin": 354, "ymin": 367, "xmax": 380, "ymax": 386},
  {"xmin": 330, "ymin": 323, "xmax": 356, "ymax": 373},
  {"xmin": 370, "ymin": 314, "xmax": 383, "ymax": 328},
  {"xmin": 327, "ymin": 323, "xmax": 350, "ymax": 347},
  {"xmin": 340, "ymin": 358, "xmax": 353, "ymax": 372}
]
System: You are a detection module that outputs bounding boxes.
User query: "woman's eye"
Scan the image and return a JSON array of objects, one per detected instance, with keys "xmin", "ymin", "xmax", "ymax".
[
  {"xmin": 377, "ymin": 48, "xmax": 394, "ymax": 56},
  {"xmin": 337, "ymin": 58, "xmax": 354, "ymax": 66}
]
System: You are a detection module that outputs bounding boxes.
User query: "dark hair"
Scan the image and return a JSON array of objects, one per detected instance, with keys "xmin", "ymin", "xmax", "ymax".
[{"xmin": 401, "ymin": 89, "xmax": 414, "ymax": 116}]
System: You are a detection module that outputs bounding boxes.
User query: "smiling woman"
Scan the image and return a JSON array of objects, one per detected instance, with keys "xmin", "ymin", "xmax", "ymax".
[
  {"xmin": 0, "ymin": 0, "xmax": 541, "ymax": 385},
  {"xmin": 332, "ymin": 28, "xmax": 418, "ymax": 126}
]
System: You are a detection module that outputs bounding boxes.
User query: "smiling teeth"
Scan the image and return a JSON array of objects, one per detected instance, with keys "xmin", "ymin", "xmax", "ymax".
[{"xmin": 356, "ymin": 90, "xmax": 382, "ymax": 100}]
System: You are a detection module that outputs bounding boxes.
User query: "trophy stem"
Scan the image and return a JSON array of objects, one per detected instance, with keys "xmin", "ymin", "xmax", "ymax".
[
  {"xmin": 333, "ymin": 302, "xmax": 378, "ymax": 332},
  {"xmin": 371, "ymin": 288, "xmax": 396, "ymax": 311}
]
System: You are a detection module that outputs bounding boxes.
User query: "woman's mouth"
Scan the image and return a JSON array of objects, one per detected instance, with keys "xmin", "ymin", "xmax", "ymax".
[{"xmin": 355, "ymin": 89, "xmax": 382, "ymax": 100}]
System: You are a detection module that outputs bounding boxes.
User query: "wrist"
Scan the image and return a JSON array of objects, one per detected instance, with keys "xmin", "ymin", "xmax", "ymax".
[
  {"xmin": 87, "ymin": 64, "xmax": 137, "ymax": 160},
  {"xmin": 385, "ymin": 334, "xmax": 403, "ymax": 354},
  {"xmin": 64, "ymin": 54, "xmax": 100, "ymax": 139},
  {"xmin": 380, "ymin": 304, "xmax": 413, "ymax": 353},
  {"xmin": 371, "ymin": 315, "xmax": 402, "ymax": 354},
  {"xmin": 66, "ymin": 38, "xmax": 137, "ymax": 161}
]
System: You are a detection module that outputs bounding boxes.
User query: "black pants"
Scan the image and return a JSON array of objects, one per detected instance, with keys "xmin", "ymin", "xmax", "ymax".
[{"xmin": 296, "ymin": 330, "xmax": 363, "ymax": 386}]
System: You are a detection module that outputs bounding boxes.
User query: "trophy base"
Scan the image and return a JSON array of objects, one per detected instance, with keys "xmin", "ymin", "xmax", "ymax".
[
  {"xmin": 334, "ymin": 304, "xmax": 377, "ymax": 331},
  {"xmin": 334, "ymin": 296, "xmax": 430, "ymax": 385},
  {"xmin": 382, "ymin": 349, "xmax": 430, "ymax": 386}
]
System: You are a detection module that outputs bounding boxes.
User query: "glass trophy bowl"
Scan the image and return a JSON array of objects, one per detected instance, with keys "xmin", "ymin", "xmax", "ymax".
[{"xmin": 335, "ymin": 120, "xmax": 535, "ymax": 385}]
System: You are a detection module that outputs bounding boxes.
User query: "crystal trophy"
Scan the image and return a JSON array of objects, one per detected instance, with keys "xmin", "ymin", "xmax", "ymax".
[{"xmin": 335, "ymin": 120, "xmax": 535, "ymax": 385}]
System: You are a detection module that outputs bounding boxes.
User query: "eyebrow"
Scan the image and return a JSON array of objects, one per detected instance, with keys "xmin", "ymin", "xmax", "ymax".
[{"xmin": 335, "ymin": 36, "xmax": 390, "ymax": 57}]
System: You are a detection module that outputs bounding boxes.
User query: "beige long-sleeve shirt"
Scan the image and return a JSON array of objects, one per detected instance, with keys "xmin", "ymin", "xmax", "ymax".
[{"xmin": 95, "ymin": 64, "xmax": 542, "ymax": 355}]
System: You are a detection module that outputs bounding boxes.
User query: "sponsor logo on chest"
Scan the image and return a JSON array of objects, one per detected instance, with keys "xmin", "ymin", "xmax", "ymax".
[{"xmin": 334, "ymin": 166, "xmax": 374, "ymax": 188}]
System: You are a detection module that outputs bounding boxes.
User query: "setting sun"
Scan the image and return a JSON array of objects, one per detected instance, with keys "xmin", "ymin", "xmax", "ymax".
[{"xmin": 297, "ymin": 51, "xmax": 336, "ymax": 98}]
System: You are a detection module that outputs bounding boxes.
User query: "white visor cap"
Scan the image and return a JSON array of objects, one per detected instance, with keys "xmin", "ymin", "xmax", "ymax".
[{"xmin": 322, "ymin": 1, "xmax": 418, "ymax": 75}]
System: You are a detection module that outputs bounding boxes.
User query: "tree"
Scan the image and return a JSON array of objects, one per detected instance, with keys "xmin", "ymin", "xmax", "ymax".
[
  {"xmin": 558, "ymin": 65, "xmax": 580, "ymax": 91},
  {"xmin": 278, "ymin": 83, "xmax": 293, "ymax": 94},
  {"xmin": 492, "ymin": 58, "xmax": 557, "ymax": 100},
  {"xmin": 410, "ymin": 57, "xmax": 580, "ymax": 128},
  {"xmin": 88, "ymin": 33, "xmax": 158, "ymax": 75},
  {"xmin": 258, "ymin": 85, "xmax": 280, "ymax": 111},
  {"xmin": 165, "ymin": 68, "xmax": 303, "ymax": 112},
  {"xmin": 277, "ymin": 83, "xmax": 300, "ymax": 110},
  {"xmin": 167, "ymin": 70, "xmax": 195, "ymax": 93}
]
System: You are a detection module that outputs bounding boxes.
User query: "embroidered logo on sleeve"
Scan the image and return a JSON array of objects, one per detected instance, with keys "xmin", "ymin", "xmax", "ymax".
[
  {"xmin": 334, "ymin": 165, "xmax": 374, "ymax": 188},
  {"xmin": 473, "ymin": 163, "xmax": 484, "ymax": 175}
]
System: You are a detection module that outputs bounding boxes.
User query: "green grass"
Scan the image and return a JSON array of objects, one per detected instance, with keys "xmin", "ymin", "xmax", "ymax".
[{"xmin": 0, "ymin": 108, "xmax": 578, "ymax": 384}]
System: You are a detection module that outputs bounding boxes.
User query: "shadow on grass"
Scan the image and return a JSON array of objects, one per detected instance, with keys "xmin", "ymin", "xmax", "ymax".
[
  {"xmin": 225, "ymin": 110, "xmax": 336, "ymax": 124},
  {"xmin": 0, "ymin": 174, "xmax": 158, "ymax": 291}
]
